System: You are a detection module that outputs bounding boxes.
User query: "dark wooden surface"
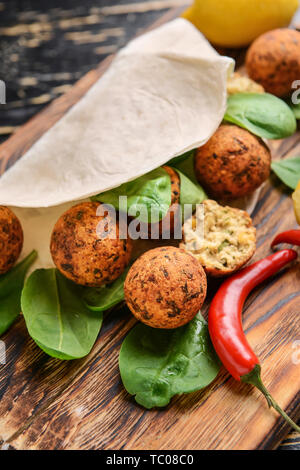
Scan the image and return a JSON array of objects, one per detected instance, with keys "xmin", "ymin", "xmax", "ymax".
[
  {"xmin": 0, "ymin": 1, "xmax": 299, "ymax": 450},
  {"xmin": 0, "ymin": 0, "xmax": 188, "ymax": 143}
]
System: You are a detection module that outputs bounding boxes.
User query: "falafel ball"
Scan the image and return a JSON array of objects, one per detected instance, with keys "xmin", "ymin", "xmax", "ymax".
[
  {"xmin": 180, "ymin": 199, "xmax": 256, "ymax": 277},
  {"xmin": 246, "ymin": 29, "xmax": 300, "ymax": 97},
  {"xmin": 194, "ymin": 124, "xmax": 271, "ymax": 200},
  {"xmin": 124, "ymin": 246, "xmax": 207, "ymax": 329},
  {"xmin": 50, "ymin": 201, "xmax": 132, "ymax": 287},
  {"xmin": 0, "ymin": 206, "xmax": 23, "ymax": 274}
]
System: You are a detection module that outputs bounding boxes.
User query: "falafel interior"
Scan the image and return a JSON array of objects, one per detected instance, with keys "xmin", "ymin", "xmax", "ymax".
[
  {"xmin": 227, "ymin": 72, "xmax": 265, "ymax": 95},
  {"xmin": 181, "ymin": 200, "xmax": 256, "ymax": 275}
]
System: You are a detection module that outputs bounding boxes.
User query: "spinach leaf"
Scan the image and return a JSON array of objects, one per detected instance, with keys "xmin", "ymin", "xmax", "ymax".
[
  {"xmin": 224, "ymin": 93, "xmax": 297, "ymax": 139},
  {"xmin": 166, "ymin": 149, "xmax": 195, "ymax": 167},
  {"xmin": 0, "ymin": 250, "xmax": 37, "ymax": 336},
  {"xmin": 271, "ymin": 157, "xmax": 300, "ymax": 190},
  {"xmin": 21, "ymin": 269, "xmax": 103, "ymax": 360},
  {"xmin": 175, "ymin": 168, "xmax": 207, "ymax": 207},
  {"xmin": 82, "ymin": 266, "xmax": 129, "ymax": 312},
  {"xmin": 92, "ymin": 168, "xmax": 171, "ymax": 223},
  {"xmin": 172, "ymin": 151, "xmax": 199, "ymax": 185},
  {"xmin": 119, "ymin": 312, "xmax": 220, "ymax": 409},
  {"xmin": 290, "ymin": 101, "xmax": 300, "ymax": 120},
  {"xmin": 287, "ymin": 95, "xmax": 300, "ymax": 119}
]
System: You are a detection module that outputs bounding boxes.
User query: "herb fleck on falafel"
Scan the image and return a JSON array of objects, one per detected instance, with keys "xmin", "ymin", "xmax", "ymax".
[
  {"xmin": 50, "ymin": 202, "xmax": 132, "ymax": 287},
  {"xmin": 124, "ymin": 246, "xmax": 207, "ymax": 329}
]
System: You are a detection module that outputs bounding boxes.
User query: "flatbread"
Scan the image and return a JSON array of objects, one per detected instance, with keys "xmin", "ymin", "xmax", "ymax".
[
  {"xmin": 0, "ymin": 19, "xmax": 233, "ymax": 208},
  {"xmin": 1, "ymin": 19, "xmax": 237, "ymax": 270}
]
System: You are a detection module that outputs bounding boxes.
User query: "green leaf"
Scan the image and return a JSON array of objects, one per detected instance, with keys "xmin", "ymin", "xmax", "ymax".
[
  {"xmin": 271, "ymin": 157, "xmax": 300, "ymax": 190},
  {"xmin": 119, "ymin": 312, "xmax": 220, "ymax": 409},
  {"xmin": 21, "ymin": 269, "xmax": 103, "ymax": 360},
  {"xmin": 82, "ymin": 266, "xmax": 129, "ymax": 312},
  {"xmin": 290, "ymin": 101, "xmax": 300, "ymax": 119},
  {"xmin": 175, "ymin": 168, "xmax": 207, "ymax": 207},
  {"xmin": 287, "ymin": 95, "xmax": 300, "ymax": 119},
  {"xmin": 92, "ymin": 168, "xmax": 171, "ymax": 223},
  {"xmin": 172, "ymin": 152, "xmax": 199, "ymax": 185},
  {"xmin": 166, "ymin": 149, "xmax": 195, "ymax": 167},
  {"xmin": 0, "ymin": 250, "xmax": 37, "ymax": 336},
  {"xmin": 224, "ymin": 93, "xmax": 297, "ymax": 139},
  {"xmin": 92, "ymin": 163, "xmax": 206, "ymax": 226}
]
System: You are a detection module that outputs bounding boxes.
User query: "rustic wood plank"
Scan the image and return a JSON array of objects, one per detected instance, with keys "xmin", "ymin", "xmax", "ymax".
[
  {"xmin": 0, "ymin": 3, "xmax": 299, "ymax": 450},
  {"xmin": 0, "ymin": 305, "xmax": 133, "ymax": 445},
  {"xmin": 4, "ymin": 175, "xmax": 299, "ymax": 450}
]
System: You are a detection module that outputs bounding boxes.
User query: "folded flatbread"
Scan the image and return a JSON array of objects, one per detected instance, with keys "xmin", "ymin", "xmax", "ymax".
[
  {"xmin": 0, "ymin": 18, "xmax": 237, "ymax": 269},
  {"xmin": 0, "ymin": 18, "xmax": 233, "ymax": 208}
]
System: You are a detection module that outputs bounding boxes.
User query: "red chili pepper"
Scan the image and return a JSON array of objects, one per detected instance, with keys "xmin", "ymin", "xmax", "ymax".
[
  {"xmin": 208, "ymin": 249, "xmax": 300, "ymax": 432},
  {"xmin": 271, "ymin": 229, "xmax": 300, "ymax": 248}
]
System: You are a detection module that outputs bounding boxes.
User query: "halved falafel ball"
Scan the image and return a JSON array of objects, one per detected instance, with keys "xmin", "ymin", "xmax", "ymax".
[
  {"xmin": 50, "ymin": 201, "xmax": 132, "ymax": 287},
  {"xmin": 180, "ymin": 199, "xmax": 256, "ymax": 277},
  {"xmin": 0, "ymin": 206, "xmax": 23, "ymax": 274},
  {"xmin": 194, "ymin": 124, "xmax": 271, "ymax": 201},
  {"xmin": 124, "ymin": 246, "xmax": 207, "ymax": 329},
  {"xmin": 246, "ymin": 29, "xmax": 300, "ymax": 97}
]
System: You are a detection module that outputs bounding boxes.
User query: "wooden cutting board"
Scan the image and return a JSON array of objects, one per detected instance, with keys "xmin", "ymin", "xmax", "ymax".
[{"xmin": 0, "ymin": 6, "xmax": 299, "ymax": 450}]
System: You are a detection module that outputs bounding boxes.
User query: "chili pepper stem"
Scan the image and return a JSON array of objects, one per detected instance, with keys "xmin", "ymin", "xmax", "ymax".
[{"xmin": 241, "ymin": 365, "xmax": 300, "ymax": 433}]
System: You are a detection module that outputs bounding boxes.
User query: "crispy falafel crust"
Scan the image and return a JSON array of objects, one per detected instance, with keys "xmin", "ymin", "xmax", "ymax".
[
  {"xmin": 162, "ymin": 166, "xmax": 181, "ymax": 205},
  {"xmin": 0, "ymin": 206, "xmax": 23, "ymax": 274},
  {"xmin": 194, "ymin": 124, "xmax": 271, "ymax": 200},
  {"xmin": 246, "ymin": 29, "xmax": 300, "ymax": 97},
  {"xmin": 124, "ymin": 246, "xmax": 207, "ymax": 329},
  {"xmin": 50, "ymin": 201, "xmax": 132, "ymax": 287}
]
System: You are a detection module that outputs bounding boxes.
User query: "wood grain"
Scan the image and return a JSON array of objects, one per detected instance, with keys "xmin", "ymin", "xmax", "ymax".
[
  {"xmin": 9, "ymin": 262, "xmax": 300, "ymax": 450},
  {"xmin": 0, "ymin": 5, "xmax": 299, "ymax": 451},
  {"xmin": 0, "ymin": 1, "xmax": 191, "ymax": 143}
]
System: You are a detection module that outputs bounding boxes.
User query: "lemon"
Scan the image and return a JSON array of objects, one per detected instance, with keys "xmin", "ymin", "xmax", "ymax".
[
  {"xmin": 292, "ymin": 180, "xmax": 300, "ymax": 225},
  {"xmin": 182, "ymin": 0, "xmax": 299, "ymax": 48}
]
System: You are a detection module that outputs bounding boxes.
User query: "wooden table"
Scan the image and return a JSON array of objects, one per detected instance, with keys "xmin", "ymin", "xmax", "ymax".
[
  {"xmin": 0, "ymin": 0, "xmax": 299, "ymax": 450},
  {"xmin": 0, "ymin": 0, "xmax": 190, "ymax": 143}
]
